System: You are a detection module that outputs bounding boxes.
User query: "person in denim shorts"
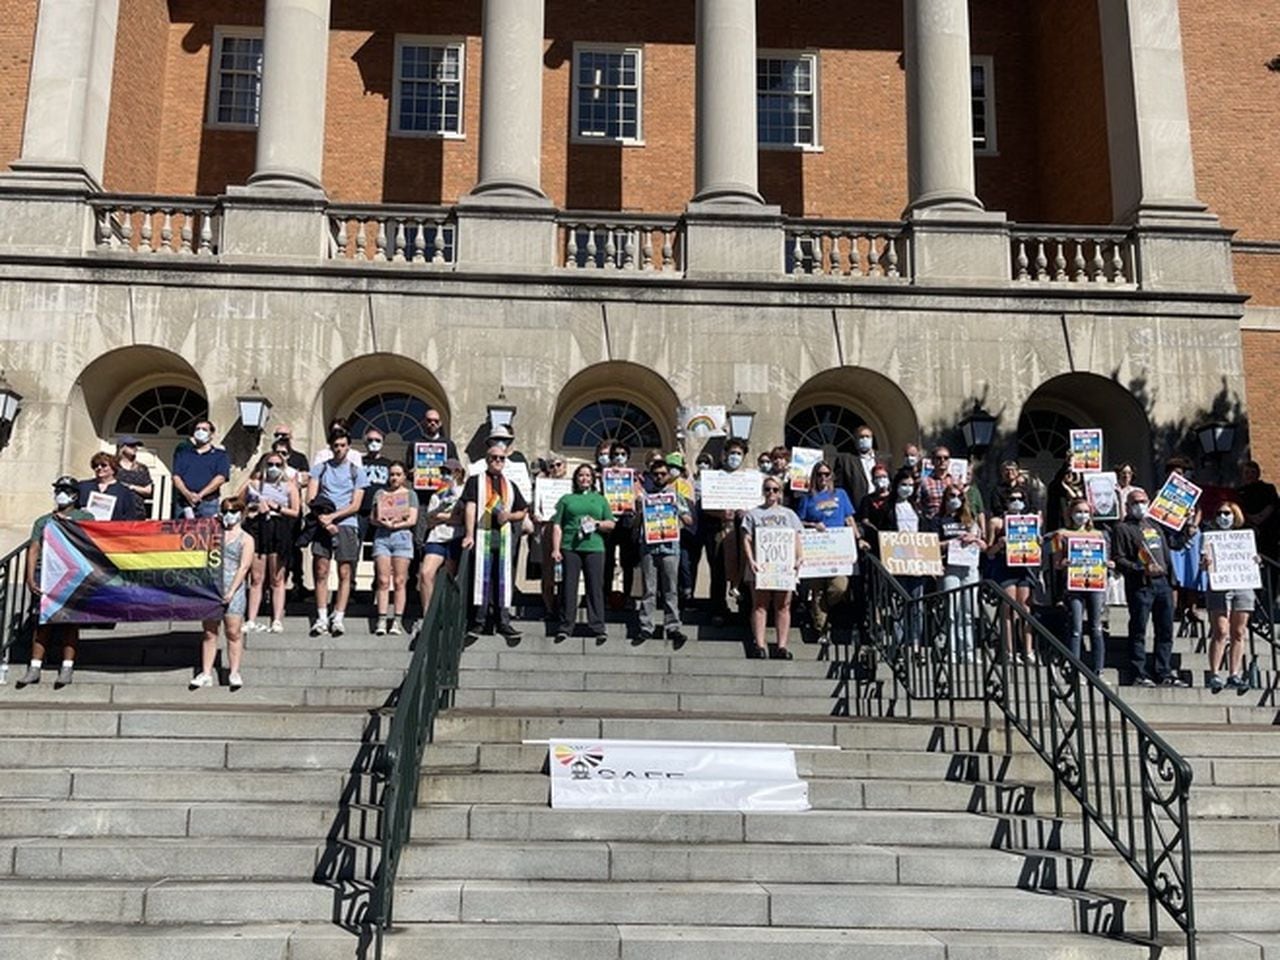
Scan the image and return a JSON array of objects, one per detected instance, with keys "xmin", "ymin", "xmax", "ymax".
[{"xmin": 371, "ymin": 461, "xmax": 418, "ymax": 635}]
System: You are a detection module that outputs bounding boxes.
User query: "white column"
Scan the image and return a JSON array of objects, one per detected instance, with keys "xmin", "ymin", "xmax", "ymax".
[
  {"xmin": 903, "ymin": 0, "xmax": 982, "ymax": 214},
  {"xmin": 470, "ymin": 0, "xmax": 547, "ymax": 200},
  {"xmin": 1097, "ymin": 0, "xmax": 1208, "ymax": 224},
  {"xmin": 691, "ymin": 0, "xmax": 763, "ymax": 205},
  {"xmin": 247, "ymin": 0, "xmax": 330, "ymax": 193},
  {"xmin": 6, "ymin": 0, "xmax": 120, "ymax": 189}
]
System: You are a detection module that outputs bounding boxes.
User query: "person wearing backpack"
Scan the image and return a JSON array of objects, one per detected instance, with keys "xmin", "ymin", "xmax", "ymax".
[{"xmin": 306, "ymin": 428, "xmax": 367, "ymax": 636}]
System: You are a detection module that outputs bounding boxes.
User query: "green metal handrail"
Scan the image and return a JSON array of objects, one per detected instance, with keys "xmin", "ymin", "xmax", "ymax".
[
  {"xmin": 0, "ymin": 540, "xmax": 34, "ymax": 678},
  {"xmin": 861, "ymin": 554, "xmax": 1196, "ymax": 958},
  {"xmin": 1243, "ymin": 555, "xmax": 1280, "ymax": 703},
  {"xmin": 372, "ymin": 550, "xmax": 470, "ymax": 959}
]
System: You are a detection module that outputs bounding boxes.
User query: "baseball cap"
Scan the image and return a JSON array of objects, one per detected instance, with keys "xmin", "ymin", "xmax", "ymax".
[
  {"xmin": 52, "ymin": 474, "xmax": 79, "ymax": 491},
  {"xmin": 116, "ymin": 435, "xmax": 144, "ymax": 448},
  {"xmin": 487, "ymin": 424, "xmax": 514, "ymax": 442}
]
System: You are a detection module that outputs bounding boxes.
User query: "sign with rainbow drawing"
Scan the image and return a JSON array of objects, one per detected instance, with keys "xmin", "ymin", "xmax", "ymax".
[
  {"xmin": 39, "ymin": 518, "xmax": 224, "ymax": 624},
  {"xmin": 679, "ymin": 405, "xmax": 727, "ymax": 439}
]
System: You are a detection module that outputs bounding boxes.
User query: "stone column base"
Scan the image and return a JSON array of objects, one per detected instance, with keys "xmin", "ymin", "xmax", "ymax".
[
  {"xmin": 220, "ymin": 186, "xmax": 328, "ymax": 263},
  {"xmin": 683, "ymin": 202, "xmax": 785, "ymax": 277},
  {"xmin": 0, "ymin": 172, "xmax": 95, "ymax": 255},
  {"xmin": 907, "ymin": 208, "xmax": 1010, "ymax": 286},
  {"xmin": 1133, "ymin": 219, "xmax": 1236, "ymax": 294},
  {"xmin": 455, "ymin": 195, "xmax": 557, "ymax": 273}
]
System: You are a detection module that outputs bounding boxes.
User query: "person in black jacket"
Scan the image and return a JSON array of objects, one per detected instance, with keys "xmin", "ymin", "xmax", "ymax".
[{"xmin": 1111, "ymin": 488, "xmax": 1184, "ymax": 687}]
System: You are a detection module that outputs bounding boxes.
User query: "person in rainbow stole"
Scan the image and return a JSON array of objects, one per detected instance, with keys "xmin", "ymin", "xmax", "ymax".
[{"xmin": 462, "ymin": 444, "xmax": 530, "ymax": 637}]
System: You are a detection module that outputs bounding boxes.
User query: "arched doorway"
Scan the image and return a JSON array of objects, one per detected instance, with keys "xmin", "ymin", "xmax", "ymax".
[
  {"xmin": 315, "ymin": 354, "xmax": 451, "ymax": 454},
  {"xmin": 552, "ymin": 362, "xmax": 679, "ymax": 462},
  {"xmin": 1016, "ymin": 373, "xmax": 1153, "ymax": 489},
  {"xmin": 786, "ymin": 367, "xmax": 920, "ymax": 460}
]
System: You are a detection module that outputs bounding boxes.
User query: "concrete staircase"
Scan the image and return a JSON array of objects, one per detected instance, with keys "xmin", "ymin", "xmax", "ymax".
[{"xmin": 0, "ymin": 606, "xmax": 1276, "ymax": 958}]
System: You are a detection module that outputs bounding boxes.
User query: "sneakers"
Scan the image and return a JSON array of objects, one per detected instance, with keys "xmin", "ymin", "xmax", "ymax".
[
  {"xmin": 1225, "ymin": 673, "xmax": 1246, "ymax": 691},
  {"xmin": 310, "ymin": 618, "xmax": 329, "ymax": 637},
  {"xmin": 189, "ymin": 672, "xmax": 213, "ymax": 690},
  {"xmin": 388, "ymin": 620, "xmax": 403, "ymax": 636},
  {"xmin": 496, "ymin": 624, "xmax": 522, "ymax": 639},
  {"xmin": 770, "ymin": 646, "xmax": 794, "ymax": 661},
  {"xmin": 747, "ymin": 645, "xmax": 767, "ymax": 660},
  {"xmin": 244, "ymin": 621, "xmax": 266, "ymax": 633},
  {"xmin": 1160, "ymin": 675, "xmax": 1189, "ymax": 688},
  {"xmin": 16, "ymin": 665, "xmax": 40, "ymax": 687},
  {"xmin": 269, "ymin": 620, "xmax": 284, "ymax": 634},
  {"xmin": 1133, "ymin": 676, "xmax": 1157, "ymax": 687},
  {"xmin": 375, "ymin": 620, "xmax": 387, "ymax": 636},
  {"xmin": 554, "ymin": 632, "xmax": 569, "ymax": 643},
  {"xmin": 330, "ymin": 617, "xmax": 346, "ymax": 637},
  {"xmin": 54, "ymin": 664, "xmax": 74, "ymax": 687},
  {"xmin": 228, "ymin": 671, "xmax": 243, "ymax": 691},
  {"xmin": 1208, "ymin": 673, "xmax": 1225, "ymax": 693}
]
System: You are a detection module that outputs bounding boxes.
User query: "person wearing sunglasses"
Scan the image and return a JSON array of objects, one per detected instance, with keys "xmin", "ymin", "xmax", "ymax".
[
  {"xmin": 77, "ymin": 451, "xmax": 139, "ymax": 521},
  {"xmin": 796, "ymin": 461, "xmax": 856, "ymax": 645},
  {"xmin": 742, "ymin": 477, "xmax": 804, "ymax": 659}
]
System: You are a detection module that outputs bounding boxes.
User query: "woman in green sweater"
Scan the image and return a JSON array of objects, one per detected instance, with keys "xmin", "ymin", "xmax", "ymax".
[{"xmin": 551, "ymin": 464, "xmax": 616, "ymax": 642}]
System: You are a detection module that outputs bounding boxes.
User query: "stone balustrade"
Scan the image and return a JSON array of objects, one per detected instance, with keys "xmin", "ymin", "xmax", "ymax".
[
  {"xmin": 559, "ymin": 216, "xmax": 683, "ymax": 272},
  {"xmin": 327, "ymin": 206, "xmax": 457, "ymax": 265},
  {"xmin": 784, "ymin": 221, "xmax": 909, "ymax": 280},
  {"xmin": 1010, "ymin": 227, "xmax": 1136, "ymax": 285},
  {"xmin": 91, "ymin": 196, "xmax": 220, "ymax": 255}
]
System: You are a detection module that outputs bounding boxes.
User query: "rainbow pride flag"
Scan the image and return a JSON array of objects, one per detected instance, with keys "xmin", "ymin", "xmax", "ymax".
[{"xmin": 40, "ymin": 518, "xmax": 225, "ymax": 624}]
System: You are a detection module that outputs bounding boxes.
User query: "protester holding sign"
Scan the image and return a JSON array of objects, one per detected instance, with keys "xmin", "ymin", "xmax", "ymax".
[
  {"xmin": 796, "ymin": 461, "xmax": 856, "ymax": 644},
  {"xmin": 939, "ymin": 484, "xmax": 985, "ymax": 659},
  {"xmin": 535, "ymin": 457, "xmax": 570, "ymax": 619},
  {"xmin": 1201, "ymin": 502, "xmax": 1259, "ymax": 692},
  {"xmin": 1112, "ymin": 488, "xmax": 1182, "ymax": 687},
  {"xmin": 190, "ymin": 498, "xmax": 255, "ymax": 692},
  {"xmin": 15, "ymin": 476, "xmax": 93, "ymax": 689},
  {"xmin": 742, "ymin": 477, "xmax": 804, "ymax": 660},
  {"xmin": 77, "ymin": 452, "xmax": 139, "ymax": 522},
  {"xmin": 552, "ymin": 464, "xmax": 617, "ymax": 643},
  {"xmin": 418, "ymin": 459, "xmax": 466, "ymax": 620},
  {"xmin": 1054, "ymin": 498, "xmax": 1111, "ymax": 675},
  {"xmin": 370, "ymin": 462, "xmax": 419, "ymax": 636},
  {"xmin": 635, "ymin": 460, "xmax": 693, "ymax": 643},
  {"xmin": 984, "ymin": 483, "xmax": 1040, "ymax": 661},
  {"xmin": 705, "ymin": 437, "xmax": 751, "ymax": 626}
]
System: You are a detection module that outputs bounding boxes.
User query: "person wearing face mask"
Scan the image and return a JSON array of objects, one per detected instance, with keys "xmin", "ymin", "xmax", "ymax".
[
  {"xmin": 371, "ymin": 461, "xmax": 419, "ymax": 636},
  {"xmin": 171, "ymin": 419, "xmax": 230, "ymax": 519},
  {"xmin": 635, "ymin": 460, "xmax": 694, "ymax": 643},
  {"xmin": 552, "ymin": 463, "xmax": 617, "ymax": 643},
  {"xmin": 742, "ymin": 476, "xmax": 805, "ymax": 659},
  {"xmin": 1112, "ymin": 489, "xmax": 1183, "ymax": 687},
  {"xmin": 601, "ymin": 440, "xmax": 640, "ymax": 609},
  {"xmin": 706, "ymin": 437, "xmax": 750, "ymax": 625},
  {"xmin": 114, "ymin": 435, "xmax": 153, "ymax": 519},
  {"xmin": 796, "ymin": 461, "xmax": 857, "ymax": 645},
  {"xmin": 901, "ymin": 443, "xmax": 922, "ymax": 477},
  {"xmin": 17, "ymin": 476, "xmax": 94, "ymax": 689},
  {"xmin": 684, "ymin": 453, "xmax": 716, "ymax": 607},
  {"xmin": 756, "ymin": 452, "xmax": 773, "ymax": 476},
  {"xmin": 1163, "ymin": 456, "xmax": 1207, "ymax": 637},
  {"xmin": 270, "ymin": 426, "xmax": 310, "ymax": 602},
  {"xmin": 1201, "ymin": 501, "xmax": 1257, "ymax": 691},
  {"xmin": 939, "ymin": 483, "xmax": 985, "ymax": 659},
  {"xmin": 1054, "ymin": 498, "xmax": 1112, "ymax": 677},
  {"xmin": 419, "ymin": 459, "xmax": 467, "ymax": 619},
  {"xmin": 360, "ymin": 428, "xmax": 392, "ymax": 536},
  {"xmin": 239, "ymin": 452, "xmax": 301, "ymax": 634},
  {"xmin": 984, "ymin": 484, "xmax": 1040, "ymax": 661},
  {"xmin": 190, "ymin": 498, "xmax": 255, "ymax": 691},
  {"xmin": 856, "ymin": 465, "xmax": 894, "ymax": 554},
  {"xmin": 828, "ymin": 425, "xmax": 877, "ymax": 510}
]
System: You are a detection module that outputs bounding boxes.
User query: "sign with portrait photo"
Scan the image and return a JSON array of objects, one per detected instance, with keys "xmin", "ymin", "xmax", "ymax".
[{"xmin": 1083, "ymin": 471, "xmax": 1119, "ymax": 522}]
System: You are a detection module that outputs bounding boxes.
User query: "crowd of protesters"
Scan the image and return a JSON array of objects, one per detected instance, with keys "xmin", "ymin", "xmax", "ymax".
[{"xmin": 16, "ymin": 410, "xmax": 1278, "ymax": 695}]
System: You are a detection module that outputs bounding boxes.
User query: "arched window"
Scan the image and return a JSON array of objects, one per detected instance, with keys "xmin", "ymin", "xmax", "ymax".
[
  {"xmin": 113, "ymin": 385, "xmax": 208, "ymax": 437},
  {"xmin": 347, "ymin": 392, "xmax": 433, "ymax": 444},
  {"xmin": 1016, "ymin": 409, "xmax": 1080, "ymax": 463},
  {"xmin": 561, "ymin": 399, "xmax": 662, "ymax": 451},
  {"xmin": 785, "ymin": 404, "xmax": 867, "ymax": 453}
]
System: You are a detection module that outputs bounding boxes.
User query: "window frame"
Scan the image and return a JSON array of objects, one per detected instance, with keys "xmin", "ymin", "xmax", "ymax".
[
  {"xmin": 391, "ymin": 35, "xmax": 468, "ymax": 139},
  {"xmin": 206, "ymin": 26, "xmax": 265, "ymax": 131},
  {"xmin": 756, "ymin": 49, "xmax": 822, "ymax": 152},
  {"xmin": 570, "ymin": 43, "xmax": 645, "ymax": 147},
  {"xmin": 971, "ymin": 54, "xmax": 998, "ymax": 156}
]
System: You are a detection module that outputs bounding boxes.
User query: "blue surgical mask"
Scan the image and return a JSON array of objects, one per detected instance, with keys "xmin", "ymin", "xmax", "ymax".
[
  {"xmin": 1007, "ymin": 499, "xmax": 1025, "ymax": 513},
  {"xmin": 597, "ymin": 454, "xmax": 610, "ymax": 467},
  {"xmin": 857, "ymin": 436, "xmax": 873, "ymax": 453},
  {"xmin": 725, "ymin": 453, "xmax": 743, "ymax": 470},
  {"xmin": 874, "ymin": 476, "xmax": 890, "ymax": 492},
  {"xmin": 221, "ymin": 512, "xmax": 241, "ymax": 527},
  {"xmin": 193, "ymin": 429, "xmax": 211, "ymax": 444},
  {"xmin": 54, "ymin": 491, "xmax": 76, "ymax": 508},
  {"xmin": 366, "ymin": 439, "xmax": 383, "ymax": 453},
  {"xmin": 897, "ymin": 484, "xmax": 914, "ymax": 500}
]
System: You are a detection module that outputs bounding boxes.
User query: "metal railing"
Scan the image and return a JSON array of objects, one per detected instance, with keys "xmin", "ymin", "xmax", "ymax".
[
  {"xmin": 1243, "ymin": 555, "xmax": 1280, "ymax": 703},
  {"xmin": 862, "ymin": 555, "xmax": 1196, "ymax": 957},
  {"xmin": 0, "ymin": 540, "xmax": 35, "ymax": 681},
  {"xmin": 371, "ymin": 550, "xmax": 470, "ymax": 958}
]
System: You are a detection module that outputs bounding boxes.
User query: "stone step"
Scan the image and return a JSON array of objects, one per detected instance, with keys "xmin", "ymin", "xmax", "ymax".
[
  {"xmin": 0, "ymin": 768, "xmax": 359, "ymax": 804},
  {"xmin": 0, "ymin": 922, "xmax": 1176, "ymax": 960},
  {"xmin": 0, "ymin": 681, "xmax": 395, "ymax": 708},
  {"xmin": 7, "ymin": 837, "xmax": 326, "ymax": 880},
  {"xmin": 0, "ymin": 706, "xmax": 380, "ymax": 741},
  {"xmin": 0, "ymin": 800, "xmax": 360, "ymax": 840},
  {"xmin": 456, "ymin": 667, "xmax": 838, "ymax": 698},
  {"xmin": 0, "ymin": 737, "xmax": 373, "ymax": 771}
]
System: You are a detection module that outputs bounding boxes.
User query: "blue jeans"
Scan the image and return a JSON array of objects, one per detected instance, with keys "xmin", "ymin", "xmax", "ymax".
[
  {"xmin": 1066, "ymin": 589, "xmax": 1107, "ymax": 674},
  {"xmin": 1127, "ymin": 576, "xmax": 1174, "ymax": 681},
  {"xmin": 174, "ymin": 497, "xmax": 219, "ymax": 520}
]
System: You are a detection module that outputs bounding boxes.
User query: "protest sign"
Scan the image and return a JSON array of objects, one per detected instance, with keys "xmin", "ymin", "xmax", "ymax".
[
  {"xmin": 1005, "ymin": 514, "xmax": 1042, "ymax": 567},
  {"xmin": 602, "ymin": 468, "xmax": 637, "ymax": 514},
  {"xmin": 1066, "ymin": 535, "xmax": 1107, "ymax": 592},
  {"xmin": 788, "ymin": 447, "xmax": 824, "ymax": 493},
  {"xmin": 700, "ymin": 469, "xmax": 764, "ymax": 511},
  {"xmin": 1069, "ymin": 429, "xmax": 1103, "ymax": 472},
  {"xmin": 1204, "ymin": 529, "xmax": 1263, "ymax": 591},
  {"xmin": 84, "ymin": 492, "xmax": 117, "ymax": 522},
  {"xmin": 412, "ymin": 442, "xmax": 448, "ymax": 491},
  {"xmin": 754, "ymin": 527, "xmax": 798, "ymax": 591},
  {"xmin": 879, "ymin": 531, "xmax": 944, "ymax": 576},
  {"xmin": 1084, "ymin": 471, "xmax": 1119, "ymax": 521},
  {"xmin": 503, "ymin": 460, "xmax": 533, "ymax": 505},
  {"xmin": 946, "ymin": 540, "xmax": 981, "ymax": 568},
  {"xmin": 799, "ymin": 527, "xmax": 857, "ymax": 578},
  {"xmin": 41, "ymin": 518, "xmax": 223, "ymax": 624},
  {"xmin": 643, "ymin": 492, "xmax": 681, "ymax": 545},
  {"xmin": 679, "ymin": 405, "xmax": 727, "ymax": 439},
  {"xmin": 947, "ymin": 459, "xmax": 970, "ymax": 486},
  {"xmin": 1148, "ymin": 473, "xmax": 1202, "ymax": 532},
  {"xmin": 534, "ymin": 478, "xmax": 573, "ymax": 522},
  {"xmin": 375, "ymin": 488, "xmax": 413, "ymax": 525}
]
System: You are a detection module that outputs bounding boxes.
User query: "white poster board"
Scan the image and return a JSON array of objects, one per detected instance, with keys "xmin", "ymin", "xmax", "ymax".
[
  {"xmin": 1205, "ymin": 529, "xmax": 1263, "ymax": 591},
  {"xmin": 534, "ymin": 478, "xmax": 573, "ymax": 522},
  {"xmin": 84, "ymin": 492, "xmax": 117, "ymax": 522},
  {"xmin": 700, "ymin": 469, "xmax": 764, "ymax": 511},
  {"xmin": 799, "ymin": 527, "xmax": 857, "ymax": 578},
  {"xmin": 548, "ymin": 739, "xmax": 810, "ymax": 811},
  {"xmin": 754, "ymin": 527, "xmax": 798, "ymax": 592}
]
